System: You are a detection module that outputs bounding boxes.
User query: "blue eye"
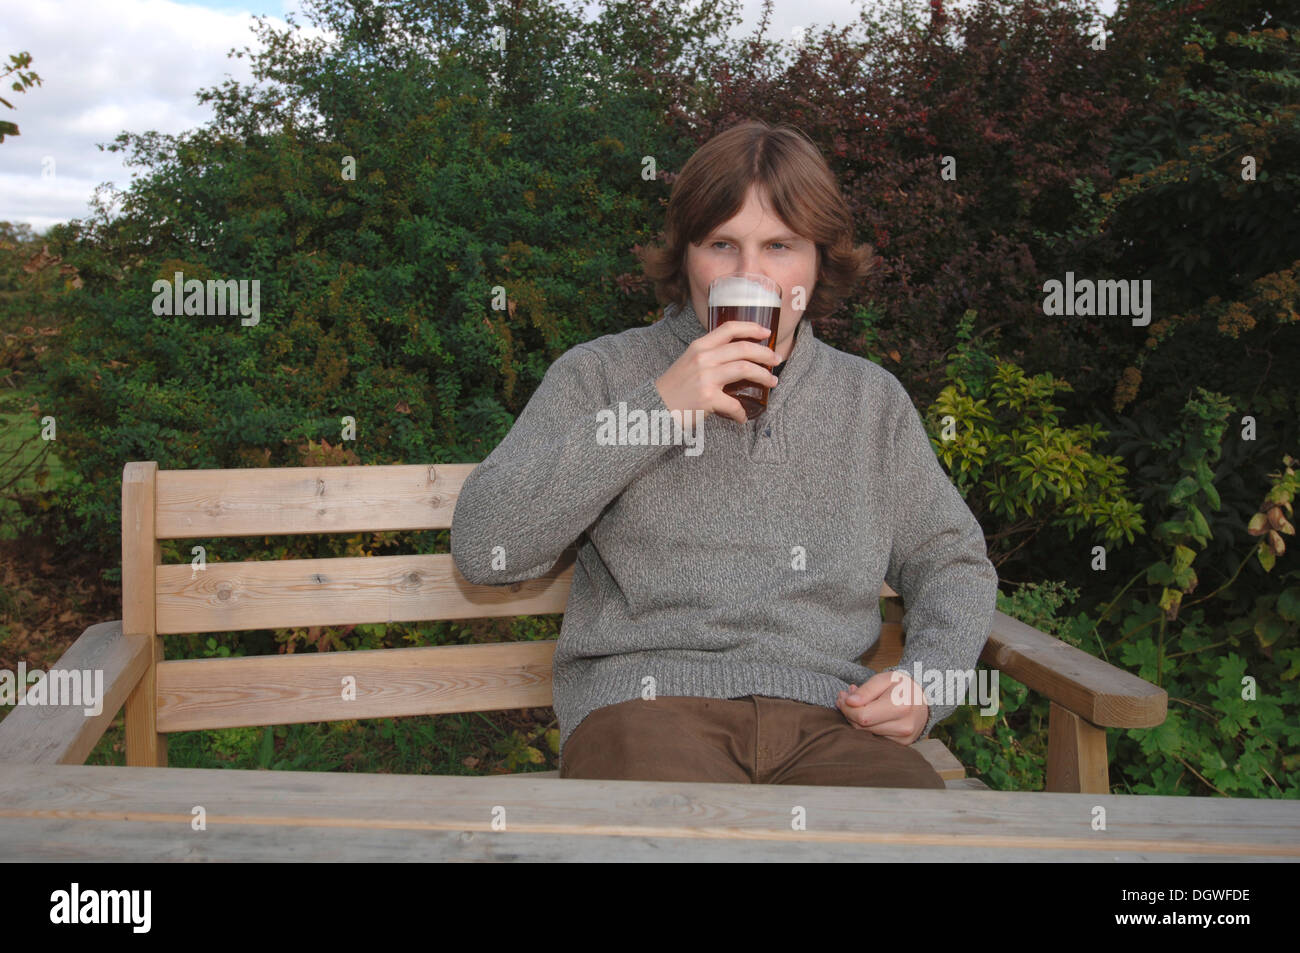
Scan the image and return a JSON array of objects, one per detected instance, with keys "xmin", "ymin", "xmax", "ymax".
[{"xmin": 711, "ymin": 241, "xmax": 790, "ymax": 250}]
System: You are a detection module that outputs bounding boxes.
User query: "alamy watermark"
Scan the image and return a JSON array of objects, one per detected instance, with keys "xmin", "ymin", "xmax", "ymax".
[
  {"xmin": 151, "ymin": 270, "xmax": 260, "ymax": 326},
  {"xmin": 596, "ymin": 403, "xmax": 704, "ymax": 456},
  {"xmin": 1042, "ymin": 271, "xmax": 1151, "ymax": 326},
  {"xmin": 49, "ymin": 883, "xmax": 150, "ymax": 933},
  {"xmin": 0, "ymin": 663, "xmax": 103, "ymax": 716},
  {"xmin": 889, "ymin": 663, "xmax": 999, "ymax": 717}
]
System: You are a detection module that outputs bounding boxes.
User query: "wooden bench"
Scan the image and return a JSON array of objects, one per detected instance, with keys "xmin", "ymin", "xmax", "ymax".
[{"xmin": 0, "ymin": 461, "xmax": 1168, "ymax": 793}]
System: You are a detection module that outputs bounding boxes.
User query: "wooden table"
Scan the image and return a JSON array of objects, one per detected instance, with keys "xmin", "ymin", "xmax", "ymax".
[{"xmin": 1, "ymin": 763, "xmax": 1296, "ymax": 861}]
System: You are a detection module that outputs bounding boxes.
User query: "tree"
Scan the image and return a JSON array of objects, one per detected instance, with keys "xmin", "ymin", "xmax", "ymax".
[{"xmin": 0, "ymin": 51, "xmax": 42, "ymax": 143}]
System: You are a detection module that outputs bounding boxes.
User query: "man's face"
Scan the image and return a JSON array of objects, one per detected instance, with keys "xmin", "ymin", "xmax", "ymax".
[{"xmin": 683, "ymin": 183, "xmax": 820, "ymax": 361}]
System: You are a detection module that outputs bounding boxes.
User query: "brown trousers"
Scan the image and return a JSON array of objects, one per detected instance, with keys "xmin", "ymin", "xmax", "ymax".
[{"xmin": 559, "ymin": 695, "xmax": 946, "ymax": 788}]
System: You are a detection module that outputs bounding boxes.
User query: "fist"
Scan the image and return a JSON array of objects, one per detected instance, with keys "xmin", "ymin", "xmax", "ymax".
[{"xmin": 836, "ymin": 670, "xmax": 929, "ymax": 745}]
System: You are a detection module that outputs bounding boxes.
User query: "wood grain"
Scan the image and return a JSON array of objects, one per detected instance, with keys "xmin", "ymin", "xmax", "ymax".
[
  {"xmin": 123, "ymin": 461, "xmax": 165, "ymax": 767},
  {"xmin": 0, "ymin": 621, "xmax": 147, "ymax": 764},
  {"xmin": 1, "ymin": 764, "xmax": 1294, "ymax": 859},
  {"xmin": 155, "ymin": 641, "xmax": 556, "ymax": 731},
  {"xmin": 154, "ymin": 463, "xmax": 472, "ymax": 538},
  {"xmin": 154, "ymin": 551, "xmax": 576, "ymax": 633},
  {"xmin": 981, "ymin": 610, "xmax": 1168, "ymax": 728}
]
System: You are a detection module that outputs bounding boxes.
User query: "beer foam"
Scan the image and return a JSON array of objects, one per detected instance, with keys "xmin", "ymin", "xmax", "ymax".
[{"xmin": 709, "ymin": 277, "xmax": 782, "ymax": 308}]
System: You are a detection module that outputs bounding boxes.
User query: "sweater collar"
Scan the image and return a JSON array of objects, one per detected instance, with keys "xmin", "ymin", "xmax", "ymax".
[{"xmin": 663, "ymin": 297, "xmax": 816, "ymax": 417}]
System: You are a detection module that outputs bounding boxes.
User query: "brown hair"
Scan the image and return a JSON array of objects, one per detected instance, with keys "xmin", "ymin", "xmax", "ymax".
[{"xmin": 637, "ymin": 119, "xmax": 879, "ymax": 324}]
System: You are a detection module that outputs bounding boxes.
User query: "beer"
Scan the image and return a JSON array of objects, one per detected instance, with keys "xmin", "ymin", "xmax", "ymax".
[{"xmin": 708, "ymin": 275, "xmax": 782, "ymax": 420}]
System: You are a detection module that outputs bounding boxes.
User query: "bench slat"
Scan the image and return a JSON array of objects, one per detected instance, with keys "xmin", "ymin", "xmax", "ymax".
[
  {"xmin": 154, "ymin": 548, "xmax": 900, "ymax": 634},
  {"xmin": 155, "ymin": 552, "xmax": 576, "ymax": 633},
  {"xmin": 155, "ymin": 464, "xmax": 473, "ymax": 538},
  {"xmin": 2, "ymin": 764, "xmax": 1295, "ymax": 856},
  {"xmin": 155, "ymin": 641, "xmax": 557, "ymax": 731},
  {"xmin": 9, "ymin": 819, "xmax": 1137, "ymax": 862},
  {"xmin": 19, "ymin": 817, "xmax": 1235, "ymax": 861}
]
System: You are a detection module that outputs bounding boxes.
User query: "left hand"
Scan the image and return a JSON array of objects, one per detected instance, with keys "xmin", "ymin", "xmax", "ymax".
[{"xmin": 836, "ymin": 670, "xmax": 929, "ymax": 746}]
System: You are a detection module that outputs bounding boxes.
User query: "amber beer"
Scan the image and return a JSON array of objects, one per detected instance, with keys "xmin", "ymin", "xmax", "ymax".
[{"xmin": 708, "ymin": 274, "xmax": 782, "ymax": 420}]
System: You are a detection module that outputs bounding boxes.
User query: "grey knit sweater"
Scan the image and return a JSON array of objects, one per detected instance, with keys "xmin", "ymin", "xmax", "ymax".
[{"xmin": 450, "ymin": 298, "xmax": 999, "ymax": 760}]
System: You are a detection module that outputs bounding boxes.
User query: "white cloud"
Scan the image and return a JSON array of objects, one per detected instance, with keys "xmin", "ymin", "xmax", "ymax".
[
  {"xmin": 64, "ymin": 104, "xmax": 133, "ymax": 136},
  {"xmin": 0, "ymin": 0, "xmax": 321, "ymax": 233}
]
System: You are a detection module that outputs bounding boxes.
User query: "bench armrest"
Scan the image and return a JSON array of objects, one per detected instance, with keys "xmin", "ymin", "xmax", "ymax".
[
  {"xmin": 0, "ymin": 621, "xmax": 150, "ymax": 764},
  {"xmin": 980, "ymin": 610, "xmax": 1167, "ymax": 729}
]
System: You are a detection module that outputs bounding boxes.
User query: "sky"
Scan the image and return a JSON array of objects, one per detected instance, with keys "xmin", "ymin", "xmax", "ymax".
[{"xmin": 1, "ymin": 0, "xmax": 1119, "ymax": 234}]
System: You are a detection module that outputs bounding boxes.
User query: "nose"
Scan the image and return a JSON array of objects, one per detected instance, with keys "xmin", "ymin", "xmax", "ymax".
[{"xmin": 737, "ymin": 251, "xmax": 764, "ymax": 276}]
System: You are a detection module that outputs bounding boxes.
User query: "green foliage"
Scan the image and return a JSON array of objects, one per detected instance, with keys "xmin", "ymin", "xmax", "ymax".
[
  {"xmin": 850, "ymin": 299, "xmax": 889, "ymax": 362},
  {"xmin": 206, "ymin": 725, "xmax": 263, "ymax": 763},
  {"xmin": 922, "ymin": 312, "xmax": 1297, "ymax": 795},
  {"xmin": 0, "ymin": 51, "xmax": 42, "ymax": 143},
  {"xmin": 924, "ymin": 316, "xmax": 1146, "ymax": 558},
  {"xmin": 1054, "ymin": 13, "xmax": 1299, "ymax": 297},
  {"xmin": 936, "ymin": 573, "xmax": 1300, "ymax": 796},
  {"xmin": 493, "ymin": 724, "xmax": 555, "ymax": 772},
  {"xmin": 509, "ymin": 614, "xmax": 560, "ymax": 642},
  {"xmin": 941, "ymin": 309, "xmax": 999, "ymax": 400},
  {"xmin": 1035, "ymin": 4, "xmax": 1300, "ymax": 415},
  {"xmin": 1086, "ymin": 397, "xmax": 1298, "ymax": 795},
  {"xmin": 1139, "ymin": 388, "xmax": 1236, "ymax": 617},
  {"xmin": 1108, "ymin": 594, "xmax": 1300, "ymax": 796}
]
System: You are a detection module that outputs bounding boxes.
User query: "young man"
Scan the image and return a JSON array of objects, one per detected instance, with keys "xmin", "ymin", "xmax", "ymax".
[{"xmin": 451, "ymin": 120, "xmax": 999, "ymax": 787}]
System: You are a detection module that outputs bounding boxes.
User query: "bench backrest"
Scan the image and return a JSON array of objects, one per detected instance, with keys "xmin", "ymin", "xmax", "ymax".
[{"xmin": 122, "ymin": 461, "xmax": 906, "ymax": 764}]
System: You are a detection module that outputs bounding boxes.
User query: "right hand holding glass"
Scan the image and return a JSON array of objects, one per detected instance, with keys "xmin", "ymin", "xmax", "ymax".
[{"xmin": 655, "ymin": 321, "xmax": 778, "ymax": 425}]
